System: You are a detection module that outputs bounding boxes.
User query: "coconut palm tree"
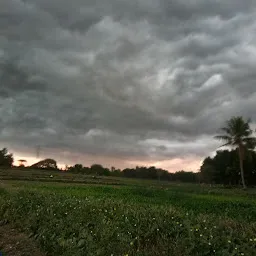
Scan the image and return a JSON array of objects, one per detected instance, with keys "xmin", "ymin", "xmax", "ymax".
[{"xmin": 215, "ymin": 116, "xmax": 256, "ymax": 189}]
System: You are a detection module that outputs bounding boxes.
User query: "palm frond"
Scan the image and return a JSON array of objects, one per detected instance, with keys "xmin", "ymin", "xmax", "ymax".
[
  {"xmin": 214, "ymin": 135, "xmax": 232, "ymax": 148},
  {"xmin": 220, "ymin": 127, "xmax": 232, "ymax": 134},
  {"xmin": 214, "ymin": 135, "xmax": 232, "ymax": 141},
  {"xmin": 218, "ymin": 142, "xmax": 233, "ymax": 148}
]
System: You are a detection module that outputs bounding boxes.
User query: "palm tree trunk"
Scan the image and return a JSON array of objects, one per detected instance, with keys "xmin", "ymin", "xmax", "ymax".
[{"xmin": 238, "ymin": 145, "xmax": 246, "ymax": 189}]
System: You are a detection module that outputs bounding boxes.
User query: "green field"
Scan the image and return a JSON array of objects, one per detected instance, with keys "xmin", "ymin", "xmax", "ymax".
[{"xmin": 0, "ymin": 169, "xmax": 256, "ymax": 255}]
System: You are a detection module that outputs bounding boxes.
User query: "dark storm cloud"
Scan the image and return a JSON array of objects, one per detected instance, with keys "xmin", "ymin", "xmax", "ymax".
[{"xmin": 1, "ymin": 0, "xmax": 256, "ymax": 169}]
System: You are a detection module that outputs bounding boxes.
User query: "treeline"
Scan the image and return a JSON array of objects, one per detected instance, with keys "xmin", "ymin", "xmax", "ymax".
[
  {"xmin": 2, "ymin": 145, "xmax": 256, "ymax": 185},
  {"xmin": 0, "ymin": 147, "xmax": 198, "ymax": 183},
  {"xmin": 200, "ymin": 149, "xmax": 256, "ymax": 186},
  {"xmin": 66, "ymin": 164, "xmax": 198, "ymax": 182},
  {"xmin": 65, "ymin": 150, "xmax": 256, "ymax": 185}
]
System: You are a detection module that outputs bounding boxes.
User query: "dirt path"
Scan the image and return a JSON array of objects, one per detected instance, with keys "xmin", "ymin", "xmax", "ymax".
[{"xmin": 0, "ymin": 224, "xmax": 45, "ymax": 256}]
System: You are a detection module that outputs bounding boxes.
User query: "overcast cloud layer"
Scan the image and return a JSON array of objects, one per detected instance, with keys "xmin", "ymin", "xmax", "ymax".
[{"xmin": 1, "ymin": 0, "xmax": 256, "ymax": 171}]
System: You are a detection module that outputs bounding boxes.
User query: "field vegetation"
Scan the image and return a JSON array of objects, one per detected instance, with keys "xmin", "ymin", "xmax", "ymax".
[{"xmin": 1, "ymin": 175, "xmax": 256, "ymax": 256}]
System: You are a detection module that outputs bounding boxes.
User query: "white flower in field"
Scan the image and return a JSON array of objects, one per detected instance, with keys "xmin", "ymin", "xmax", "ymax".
[
  {"xmin": 241, "ymin": 253, "xmax": 244, "ymax": 256},
  {"xmin": 200, "ymin": 234, "xmax": 203, "ymax": 237},
  {"xmin": 228, "ymin": 240, "xmax": 231, "ymax": 243},
  {"xmin": 208, "ymin": 243, "xmax": 211, "ymax": 246},
  {"xmin": 235, "ymin": 248, "xmax": 238, "ymax": 250}
]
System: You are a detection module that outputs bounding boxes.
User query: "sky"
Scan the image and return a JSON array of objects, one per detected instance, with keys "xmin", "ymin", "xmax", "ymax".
[{"xmin": 1, "ymin": 0, "xmax": 256, "ymax": 171}]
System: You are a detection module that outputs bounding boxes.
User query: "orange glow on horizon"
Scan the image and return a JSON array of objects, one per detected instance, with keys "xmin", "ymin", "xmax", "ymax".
[
  {"xmin": 13, "ymin": 153, "xmax": 202, "ymax": 173},
  {"xmin": 14, "ymin": 155, "xmax": 66, "ymax": 169},
  {"xmin": 126, "ymin": 157, "xmax": 202, "ymax": 173}
]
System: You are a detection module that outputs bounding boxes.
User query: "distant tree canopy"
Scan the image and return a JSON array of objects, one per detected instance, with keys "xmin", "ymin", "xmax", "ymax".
[
  {"xmin": 66, "ymin": 164, "xmax": 111, "ymax": 176},
  {"xmin": 90, "ymin": 164, "xmax": 110, "ymax": 176},
  {"xmin": 123, "ymin": 166, "xmax": 167, "ymax": 180},
  {"xmin": 0, "ymin": 148, "xmax": 14, "ymax": 168},
  {"xmin": 174, "ymin": 171, "xmax": 198, "ymax": 183},
  {"xmin": 200, "ymin": 150, "xmax": 256, "ymax": 186},
  {"xmin": 30, "ymin": 158, "xmax": 58, "ymax": 170},
  {"xmin": 65, "ymin": 163, "xmax": 198, "ymax": 182},
  {"xmin": 18, "ymin": 159, "xmax": 27, "ymax": 167},
  {"xmin": 66, "ymin": 164, "xmax": 90, "ymax": 174}
]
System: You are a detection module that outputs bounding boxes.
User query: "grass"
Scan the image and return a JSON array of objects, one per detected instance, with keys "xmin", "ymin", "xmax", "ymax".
[{"xmin": 0, "ymin": 169, "xmax": 256, "ymax": 255}]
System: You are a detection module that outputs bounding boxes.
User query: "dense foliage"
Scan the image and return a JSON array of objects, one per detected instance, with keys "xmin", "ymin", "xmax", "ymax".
[
  {"xmin": 30, "ymin": 158, "xmax": 58, "ymax": 170},
  {"xmin": 66, "ymin": 164, "xmax": 198, "ymax": 183},
  {"xmin": 200, "ymin": 150, "xmax": 256, "ymax": 186},
  {"xmin": 0, "ymin": 148, "xmax": 13, "ymax": 168}
]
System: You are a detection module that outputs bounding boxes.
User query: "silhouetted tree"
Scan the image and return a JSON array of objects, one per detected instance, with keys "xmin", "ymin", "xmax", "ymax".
[
  {"xmin": 66, "ymin": 164, "xmax": 91, "ymax": 174},
  {"xmin": 200, "ymin": 149, "xmax": 256, "ymax": 186},
  {"xmin": 72, "ymin": 164, "xmax": 83, "ymax": 172},
  {"xmin": 174, "ymin": 171, "xmax": 197, "ymax": 183},
  {"xmin": 121, "ymin": 165, "xmax": 198, "ymax": 182},
  {"xmin": 64, "ymin": 162, "xmax": 199, "ymax": 183},
  {"xmin": 18, "ymin": 159, "xmax": 27, "ymax": 167},
  {"xmin": 110, "ymin": 167, "xmax": 122, "ymax": 176},
  {"xmin": 31, "ymin": 158, "xmax": 58, "ymax": 170},
  {"xmin": 0, "ymin": 148, "xmax": 13, "ymax": 168},
  {"xmin": 91, "ymin": 164, "xmax": 110, "ymax": 176},
  {"xmin": 200, "ymin": 157, "xmax": 216, "ymax": 184},
  {"xmin": 215, "ymin": 116, "xmax": 256, "ymax": 188}
]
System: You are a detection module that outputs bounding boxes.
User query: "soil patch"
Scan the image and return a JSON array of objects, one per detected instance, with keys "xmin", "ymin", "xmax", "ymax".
[{"xmin": 0, "ymin": 224, "xmax": 45, "ymax": 256}]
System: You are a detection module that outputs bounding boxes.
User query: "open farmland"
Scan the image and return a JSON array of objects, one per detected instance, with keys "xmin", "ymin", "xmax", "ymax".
[{"xmin": 0, "ymin": 169, "xmax": 256, "ymax": 256}]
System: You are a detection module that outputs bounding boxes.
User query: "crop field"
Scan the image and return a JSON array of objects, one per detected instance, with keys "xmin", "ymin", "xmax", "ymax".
[{"xmin": 0, "ymin": 169, "xmax": 256, "ymax": 255}]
